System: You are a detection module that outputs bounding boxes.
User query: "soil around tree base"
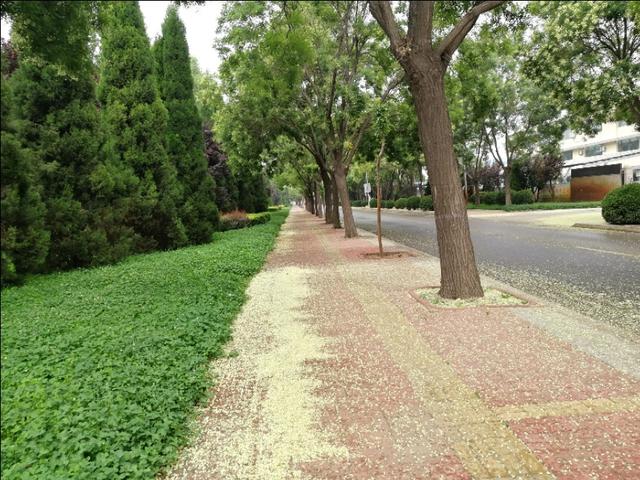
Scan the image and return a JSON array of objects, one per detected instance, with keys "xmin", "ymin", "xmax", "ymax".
[
  {"xmin": 360, "ymin": 250, "xmax": 415, "ymax": 259},
  {"xmin": 413, "ymin": 286, "xmax": 530, "ymax": 309}
]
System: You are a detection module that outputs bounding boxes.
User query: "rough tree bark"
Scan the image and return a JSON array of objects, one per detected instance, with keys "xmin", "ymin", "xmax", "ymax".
[
  {"xmin": 333, "ymin": 159, "xmax": 357, "ymax": 237},
  {"xmin": 331, "ymin": 173, "xmax": 341, "ymax": 229},
  {"xmin": 409, "ymin": 61, "xmax": 483, "ymax": 298},
  {"xmin": 503, "ymin": 165, "xmax": 512, "ymax": 206},
  {"xmin": 370, "ymin": 0, "xmax": 504, "ymax": 298},
  {"xmin": 305, "ymin": 190, "xmax": 315, "ymax": 214},
  {"xmin": 320, "ymin": 168, "xmax": 334, "ymax": 224},
  {"xmin": 315, "ymin": 180, "xmax": 324, "ymax": 218}
]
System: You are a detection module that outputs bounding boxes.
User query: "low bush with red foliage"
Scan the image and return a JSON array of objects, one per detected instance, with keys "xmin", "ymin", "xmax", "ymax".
[{"xmin": 219, "ymin": 210, "xmax": 250, "ymax": 231}]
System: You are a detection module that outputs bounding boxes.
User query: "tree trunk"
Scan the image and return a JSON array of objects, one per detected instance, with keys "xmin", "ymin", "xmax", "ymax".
[
  {"xmin": 474, "ymin": 182, "xmax": 481, "ymax": 205},
  {"xmin": 320, "ymin": 169, "xmax": 334, "ymax": 224},
  {"xmin": 376, "ymin": 140, "xmax": 385, "ymax": 257},
  {"xmin": 331, "ymin": 173, "xmax": 341, "ymax": 229},
  {"xmin": 504, "ymin": 165, "xmax": 512, "ymax": 206},
  {"xmin": 407, "ymin": 59, "xmax": 483, "ymax": 298},
  {"xmin": 305, "ymin": 191, "xmax": 315, "ymax": 214},
  {"xmin": 315, "ymin": 180, "xmax": 323, "ymax": 217},
  {"xmin": 333, "ymin": 160, "xmax": 358, "ymax": 238}
]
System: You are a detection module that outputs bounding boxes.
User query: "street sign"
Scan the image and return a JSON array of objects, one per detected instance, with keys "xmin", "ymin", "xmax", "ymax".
[{"xmin": 364, "ymin": 182, "xmax": 371, "ymax": 194}]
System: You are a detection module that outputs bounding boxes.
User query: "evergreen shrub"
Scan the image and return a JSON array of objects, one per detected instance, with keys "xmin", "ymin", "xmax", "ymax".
[
  {"xmin": 420, "ymin": 195, "xmax": 433, "ymax": 210},
  {"xmin": 602, "ymin": 184, "xmax": 640, "ymax": 225},
  {"xmin": 406, "ymin": 196, "xmax": 421, "ymax": 210},
  {"xmin": 394, "ymin": 197, "xmax": 408, "ymax": 209}
]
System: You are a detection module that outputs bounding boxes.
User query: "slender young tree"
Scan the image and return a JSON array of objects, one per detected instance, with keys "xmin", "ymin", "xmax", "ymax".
[
  {"xmin": 369, "ymin": 1, "xmax": 506, "ymax": 298},
  {"xmin": 98, "ymin": 1, "xmax": 187, "ymax": 251},
  {"xmin": 154, "ymin": 6, "xmax": 219, "ymax": 243}
]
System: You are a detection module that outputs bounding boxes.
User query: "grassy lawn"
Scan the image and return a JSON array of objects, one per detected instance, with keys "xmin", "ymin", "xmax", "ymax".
[
  {"xmin": 1, "ymin": 209, "xmax": 289, "ymax": 480},
  {"xmin": 467, "ymin": 201, "xmax": 601, "ymax": 212}
]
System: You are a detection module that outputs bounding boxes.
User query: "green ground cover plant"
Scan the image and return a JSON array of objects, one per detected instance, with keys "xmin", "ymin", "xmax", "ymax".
[
  {"xmin": 467, "ymin": 201, "xmax": 601, "ymax": 211},
  {"xmin": 0, "ymin": 209, "xmax": 288, "ymax": 480}
]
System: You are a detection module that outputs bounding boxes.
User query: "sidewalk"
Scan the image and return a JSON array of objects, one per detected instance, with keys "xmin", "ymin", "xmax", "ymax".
[{"xmin": 166, "ymin": 208, "xmax": 640, "ymax": 480}]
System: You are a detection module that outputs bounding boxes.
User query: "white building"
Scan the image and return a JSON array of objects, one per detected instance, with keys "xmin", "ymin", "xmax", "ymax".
[{"xmin": 560, "ymin": 121, "xmax": 640, "ymax": 185}]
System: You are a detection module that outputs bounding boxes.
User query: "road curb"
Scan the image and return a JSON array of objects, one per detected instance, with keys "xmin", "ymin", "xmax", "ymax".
[{"xmin": 573, "ymin": 222, "xmax": 640, "ymax": 234}]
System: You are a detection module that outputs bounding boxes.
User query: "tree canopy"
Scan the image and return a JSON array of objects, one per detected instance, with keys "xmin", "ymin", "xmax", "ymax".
[{"xmin": 526, "ymin": 1, "xmax": 640, "ymax": 132}]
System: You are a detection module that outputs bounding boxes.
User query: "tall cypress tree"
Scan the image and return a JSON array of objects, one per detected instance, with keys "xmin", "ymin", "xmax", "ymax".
[
  {"xmin": 98, "ymin": 1, "xmax": 187, "ymax": 251},
  {"xmin": 0, "ymin": 72, "xmax": 50, "ymax": 285},
  {"xmin": 154, "ymin": 6, "xmax": 218, "ymax": 243},
  {"xmin": 8, "ymin": 1, "xmax": 136, "ymax": 271}
]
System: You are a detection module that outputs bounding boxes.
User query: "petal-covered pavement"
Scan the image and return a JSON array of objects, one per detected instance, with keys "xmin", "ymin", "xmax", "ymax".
[{"xmin": 166, "ymin": 208, "xmax": 640, "ymax": 480}]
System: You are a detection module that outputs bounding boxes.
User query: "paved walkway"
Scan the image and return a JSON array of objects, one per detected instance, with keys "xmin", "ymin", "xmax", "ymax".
[{"xmin": 166, "ymin": 208, "xmax": 640, "ymax": 480}]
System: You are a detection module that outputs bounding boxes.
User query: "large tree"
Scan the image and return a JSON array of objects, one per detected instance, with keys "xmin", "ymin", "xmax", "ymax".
[
  {"xmin": 154, "ymin": 6, "xmax": 219, "ymax": 243},
  {"xmin": 10, "ymin": 60, "xmax": 133, "ymax": 269},
  {"xmin": 216, "ymin": 1, "xmax": 399, "ymax": 235},
  {"xmin": 0, "ymin": 74, "xmax": 49, "ymax": 284},
  {"xmin": 369, "ymin": 1, "xmax": 506, "ymax": 298},
  {"xmin": 3, "ymin": 0, "xmax": 135, "ymax": 276},
  {"xmin": 526, "ymin": 1, "xmax": 640, "ymax": 132},
  {"xmin": 452, "ymin": 28, "xmax": 563, "ymax": 205},
  {"xmin": 98, "ymin": 1, "xmax": 187, "ymax": 251},
  {"xmin": 1, "ymin": 0, "xmax": 97, "ymax": 74}
]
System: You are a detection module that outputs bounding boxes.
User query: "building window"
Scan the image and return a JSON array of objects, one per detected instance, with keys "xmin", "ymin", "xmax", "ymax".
[
  {"xmin": 594, "ymin": 123, "xmax": 602, "ymax": 132},
  {"xmin": 562, "ymin": 129, "xmax": 575, "ymax": 140},
  {"xmin": 618, "ymin": 137, "xmax": 640, "ymax": 152},
  {"xmin": 562, "ymin": 150, "xmax": 573, "ymax": 161},
  {"xmin": 617, "ymin": 120, "xmax": 627, "ymax": 127},
  {"xmin": 584, "ymin": 144, "xmax": 604, "ymax": 157},
  {"xmin": 634, "ymin": 169, "xmax": 640, "ymax": 183}
]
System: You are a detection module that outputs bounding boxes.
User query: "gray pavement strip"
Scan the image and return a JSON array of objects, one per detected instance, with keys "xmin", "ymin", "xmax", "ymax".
[
  {"xmin": 512, "ymin": 307, "xmax": 640, "ymax": 380},
  {"xmin": 573, "ymin": 223, "xmax": 640, "ymax": 234},
  {"xmin": 357, "ymin": 227, "xmax": 640, "ymax": 381}
]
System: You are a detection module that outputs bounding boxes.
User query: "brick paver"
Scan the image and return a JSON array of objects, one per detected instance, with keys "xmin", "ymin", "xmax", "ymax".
[{"xmin": 167, "ymin": 208, "xmax": 640, "ymax": 479}]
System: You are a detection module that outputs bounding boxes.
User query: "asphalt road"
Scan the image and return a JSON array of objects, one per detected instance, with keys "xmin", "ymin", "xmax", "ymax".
[{"xmin": 351, "ymin": 208, "xmax": 640, "ymax": 337}]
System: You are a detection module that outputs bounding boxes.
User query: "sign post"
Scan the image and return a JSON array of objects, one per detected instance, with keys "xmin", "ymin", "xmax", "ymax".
[{"xmin": 364, "ymin": 172, "xmax": 371, "ymax": 206}]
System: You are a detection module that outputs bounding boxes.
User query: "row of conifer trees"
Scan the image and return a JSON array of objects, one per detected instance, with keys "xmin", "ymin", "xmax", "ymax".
[{"xmin": 1, "ymin": 2, "xmax": 268, "ymax": 285}]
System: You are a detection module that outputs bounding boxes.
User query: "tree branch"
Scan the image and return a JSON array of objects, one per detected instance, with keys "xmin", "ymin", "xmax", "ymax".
[
  {"xmin": 408, "ymin": 1, "xmax": 434, "ymax": 51},
  {"xmin": 369, "ymin": 1, "xmax": 406, "ymax": 56},
  {"xmin": 343, "ymin": 70, "xmax": 404, "ymax": 169},
  {"xmin": 436, "ymin": 1, "xmax": 505, "ymax": 66}
]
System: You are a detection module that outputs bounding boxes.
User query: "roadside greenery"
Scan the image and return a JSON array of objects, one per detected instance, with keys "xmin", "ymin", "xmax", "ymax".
[
  {"xmin": 219, "ymin": 211, "xmax": 272, "ymax": 231},
  {"xmin": 1, "ymin": 3, "xmax": 269, "ymax": 286},
  {"xmin": 1, "ymin": 208, "xmax": 288, "ymax": 480},
  {"xmin": 602, "ymin": 184, "xmax": 640, "ymax": 224},
  {"xmin": 526, "ymin": 1, "xmax": 640, "ymax": 131},
  {"xmin": 467, "ymin": 201, "xmax": 601, "ymax": 212},
  {"xmin": 154, "ymin": 6, "xmax": 219, "ymax": 244}
]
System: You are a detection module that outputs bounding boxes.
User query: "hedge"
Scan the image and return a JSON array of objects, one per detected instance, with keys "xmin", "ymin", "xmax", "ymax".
[
  {"xmin": 406, "ymin": 196, "xmax": 421, "ymax": 210},
  {"xmin": 394, "ymin": 197, "xmax": 408, "ymax": 209},
  {"xmin": 419, "ymin": 195, "xmax": 433, "ymax": 210},
  {"xmin": 470, "ymin": 190, "xmax": 534, "ymax": 205},
  {"xmin": 219, "ymin": 211, "xmax": 271, "ymax": 231},
  {"xmin": 511, "ymin": 189, "xmax": 534, "ymax": 205}
]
